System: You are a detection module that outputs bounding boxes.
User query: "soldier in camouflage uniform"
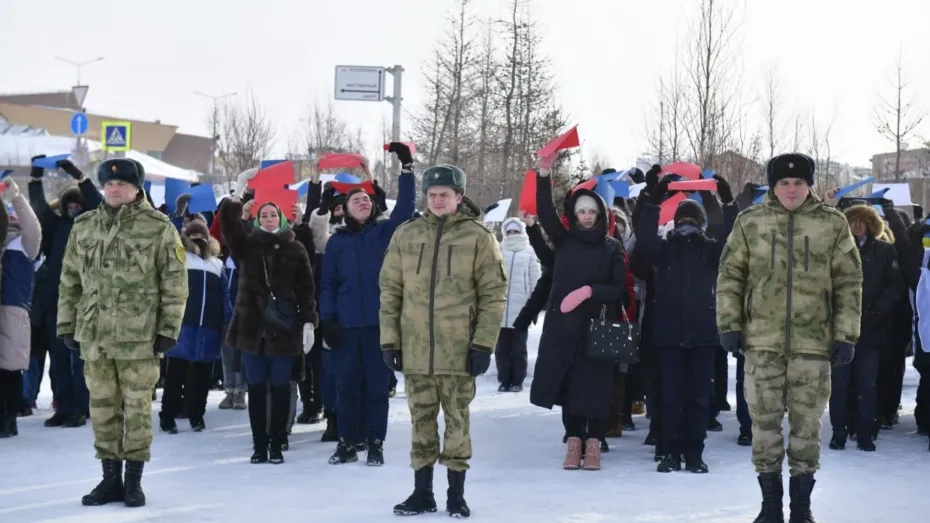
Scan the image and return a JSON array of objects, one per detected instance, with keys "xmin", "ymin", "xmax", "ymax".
[
  {"xmin": 58, "ymin": 159, "xmax": 188, "ymax": 508},
  {"xmin": 380, "ymin": 165, "xmax": 507, "ymax": 519},
  {"xmin": 717, "ymin": 153, "xmax": 862, "ymax": 523}
]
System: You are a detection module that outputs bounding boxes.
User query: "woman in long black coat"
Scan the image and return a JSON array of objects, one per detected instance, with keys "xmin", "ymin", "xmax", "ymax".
[{"xmin": 529, "ymin": 168, "xmax": 627, "ymax": 472}]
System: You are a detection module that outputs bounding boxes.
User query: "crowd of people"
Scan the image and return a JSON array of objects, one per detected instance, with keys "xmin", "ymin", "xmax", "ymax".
[{"xmin": 0, "ymin": 145, "xmax": 928, "ymax": 523}]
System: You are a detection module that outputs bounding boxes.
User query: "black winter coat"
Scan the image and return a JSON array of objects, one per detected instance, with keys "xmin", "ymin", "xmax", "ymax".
[
  {"xmin": 634, "ymin": 202, "xmax": 737, "ymax": 348},
  {"xmin": 27, "ymin": 180, "xmax": 103, "ymax": 320},
  {"xmin": 219, "ymin": 201, "xmax": 317, "ymax": 357},
  {"xmin": 856, "ymin": 236, "xmax": 903, "ymax": 350},
  {"xmin": 529, "ymin": 176, "xmax": 626, "ymax": 419}
]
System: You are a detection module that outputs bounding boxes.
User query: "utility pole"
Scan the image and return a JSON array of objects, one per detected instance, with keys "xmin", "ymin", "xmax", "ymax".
[
  {"xmin": 194, "ymin": 91, "xmax": 237, "ymax": 186},
  {"xmin": 384, "ymin": 65, "xmax": 404, "ymax": 173},
  {"xmin": 55, "ymin": 56, "xmax": 104, "ymax": 86}
]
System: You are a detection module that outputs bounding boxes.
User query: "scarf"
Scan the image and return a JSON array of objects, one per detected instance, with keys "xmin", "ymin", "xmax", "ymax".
[
  {"xmin": 673, "ymin": 223, "xmax": 703, "ymax": 237},
  {"xmin": 501, "ymin": 233, "xmax": 530, "ymax": 252}
]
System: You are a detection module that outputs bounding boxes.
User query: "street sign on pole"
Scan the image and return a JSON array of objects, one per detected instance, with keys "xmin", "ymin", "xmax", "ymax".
[
  {"xmin": 334, "ymin": 66, "xmax": 385, "ymax": 101},
  {"xmin": 70, "ymin": 112, "xmax": 88, "ymax": 136},
  {"xmin": 101, "ymin": 121, "xmax": 132, "ymax": 152},
  {"xmin": 71, "ymin": 85, "xmax": 89, "ymax": 108}
]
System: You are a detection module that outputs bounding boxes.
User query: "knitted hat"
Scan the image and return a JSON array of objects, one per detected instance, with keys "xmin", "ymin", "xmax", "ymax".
[
  {"xmin": 767, "ymin": 153, "xmax": 815, "ymax": 187},
  {"xmin": 574, "ymin": 195, "xmax": 600, "ymax": 215},
  {"xmin": 673, "ymin": 199, "xmax": 707, "ymax": 226}
]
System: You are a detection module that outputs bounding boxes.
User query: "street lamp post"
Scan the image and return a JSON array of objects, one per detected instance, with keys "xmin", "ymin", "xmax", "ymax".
[
  {"xmin": 55, "ymin": 56, "xmax": 104, "ymax": 86},
  {"xmin": 194, "ymin": 91, "xmax": 237, "ymax": 184}
]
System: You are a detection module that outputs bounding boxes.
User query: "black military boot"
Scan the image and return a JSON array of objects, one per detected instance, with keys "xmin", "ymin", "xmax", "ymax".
[
  {"xmin": 248, "ymin": 384, "xmax": 269, "ymax": 464},
  {"xmin": 82, "ymin": 459, "xmax": 124, "ymax": 506},
  {"xmin": 656, "ymin": 454, "xmax": 682, "ymax": 473},
  {"xmin": 393, "ymin": 466, "xmax": 438, "ymax": 516},
  {"xmin": 321, "ymin": 411, "xmax": 338, "ymax": 442},
  {"xmin": 269, "ymin": 385, "xmax": 290, "ymax": 464},
  {"xmin": 123, "ymin": 461, "xmax": 146, "ymax": 507},
  {"xmin": 446, "ymin": 469, "xmax": 470, "ymax": 518},
  {"xmin": 329, "ymin": 438, "xmax": 358, "ymax": 464},
  {"xmin": 0, "ymin": 413, "xmax": 18, "ymax": 438},
  {"xmin": 788, "ymin": 474, "xmax": 816, "ymax": 523},
  {"xmin": 367, "ymin": 438, "xmax": 384, "ymax": 466},
  {"xmin": 753, "ymin": 472, "xmax": 784, "ymax": 523},
  {"xmin": 828, "ymin": 431, "xmax": 846, "ymax": 450}
]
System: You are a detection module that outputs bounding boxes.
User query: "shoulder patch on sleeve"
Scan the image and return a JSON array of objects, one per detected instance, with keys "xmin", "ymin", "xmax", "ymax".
[{"xmin": 175, "ymin": 244, "xmax": 187, "ymax": 264}]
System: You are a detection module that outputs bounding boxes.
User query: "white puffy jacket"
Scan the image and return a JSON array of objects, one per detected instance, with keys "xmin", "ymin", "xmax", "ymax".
[{"xmin": 498, "ymin": 218, "xmax": 542, "ymax": 328}]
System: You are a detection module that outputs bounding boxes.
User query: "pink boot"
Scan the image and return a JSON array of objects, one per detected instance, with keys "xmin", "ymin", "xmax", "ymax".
[
  {"xmin": 563, "ymin": 437, "xmax": 582, "ymax": 470},
  {"xmin": 583, "ymin": 439, "xmax": 601, "ymax": 471}
]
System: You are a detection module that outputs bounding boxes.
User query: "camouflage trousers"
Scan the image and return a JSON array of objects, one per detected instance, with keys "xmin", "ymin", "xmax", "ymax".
[
  {"xmin": 405, "ymin": 374, "xmax": 476, "ymax": 472},
  {"xmin": 745, "ymin": 350, "xmax": 831, "ymax": 477},
  {"xmin": 84, "ymin": 357, "xmax": 160, "ymax": 462}
]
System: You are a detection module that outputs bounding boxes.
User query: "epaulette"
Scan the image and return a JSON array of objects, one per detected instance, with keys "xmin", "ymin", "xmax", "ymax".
[
  {"xmin": 72, "ymin": 209, "xmax": 97, "ymax": 224},
  {"xmin": 819, "ymin": 205, "xmax": 846, "ymax": 219},
  {"xmin": 463, "ymin": 218, "xmax": 495, "ymax": 236},
  {"xmin": 736, "ymin": 203, "xmax": 765, "ymax": 218},
  {"xmin": 394, "ymin": 216, "xmax": 421, "ymax": 231}
]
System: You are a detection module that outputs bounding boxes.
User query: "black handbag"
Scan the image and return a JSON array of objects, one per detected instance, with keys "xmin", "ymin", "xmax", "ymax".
[
  {"xmin": 584, "ymin": 304, "xmax": 640, "ymax": 364},
  {"xmin": 262, "ymin": 255, "xmax": 298, "ymax": 333}
]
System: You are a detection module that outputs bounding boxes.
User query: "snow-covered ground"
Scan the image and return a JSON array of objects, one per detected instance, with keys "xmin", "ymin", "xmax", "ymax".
[{"xmin": 2, "ymin": 324, "xmax": 929, "ymax": 523}]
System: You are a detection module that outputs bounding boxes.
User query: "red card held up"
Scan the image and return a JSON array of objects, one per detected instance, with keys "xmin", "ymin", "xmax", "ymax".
[
  {"xmin": 383, "ymin": 142, "xmax": 417, "ymax": 155},
  {"xmin": 570, "ymin": 178, "xmax": 597, "ymax": 194},
  {"xmin": 668, "ymin": 179, "xmax": 717, "ymax": 192},
  {"xmin": 252, "ymin": 187, "xmax": 298, "ymax": 220},
  {"xmin": 519, "ymin": 170, "xmax": 556, "ymax": 215},
  {"xmin": 535, "ymin": 125, "xmax": 580, "ymax": 159},
  {"xmin": 659, "ymin": 192, "xmax": 687, "ymax": 224},
  {"xmin": 319, "ymin": 153, "xmax": 364, "ymax": 170},
  {"xmin": 330, "ymin": 180, "xmax": 376, "ymax": 196},
  {"xmin": 657, "ymin": 161, "xmax": 701, "ymax": 180},
  {"xmin": 248, "ymin": 161, "xmax": 295, "ymax": 190}
]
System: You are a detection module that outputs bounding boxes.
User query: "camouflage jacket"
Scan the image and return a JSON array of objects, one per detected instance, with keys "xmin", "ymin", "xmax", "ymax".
[
  {"xmin": 716, "ymin": 192, "xmax": 863, "ymax": 356},
  {"xmin": 379, "ymin": 199, "xmax": 508, "ymax": 376},
  {"xmin": 57, "ymin": 194, "xmax": 189, "ymax": 361}
]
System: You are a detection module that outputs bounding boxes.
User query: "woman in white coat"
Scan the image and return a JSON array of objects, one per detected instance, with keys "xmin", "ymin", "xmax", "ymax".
[{"xmin": 496, "ymin": 216, "xmax": 541, "ymax": 392}]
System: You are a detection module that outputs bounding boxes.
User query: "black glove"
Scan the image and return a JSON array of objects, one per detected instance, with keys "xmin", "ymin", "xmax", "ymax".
[
  {"xmin": 321, "ymin": 320, "xmax": 341, "ymax": 349},
  {"xmin": 484, "ymin": 202, "xmax": 500, "ymax": 214},
  {"xmin": 30, "ymin": 155, "xmax": 46, "ymax": 179},
  {"xmin": 154, "ymin": 335, "xmax": 176, "ymax": 355},
  {"xmin": 383, "ymin": 350, "xmax": 403, "ymax": 372},
  {"xmin": 372, "ymin": 180, "xmax": 388, "ymax": 213},
  {"xmin": 713, "ymin": 175, "xmax": 733, "ymax": 204},
  {"xmin": 645, "ymin": 164, "xmax": 662, "ymax": 192},
  {"xmin": 56, "ymin": 159, "xmax": 84, "ymax": 180},
  {"xmin": 830, "ymin": 341, "xmax": 855, "ymax": 366},
  {"xmin": 908, "ymin": 223, "xmax": 930, "ymax": 246},
  {"xmin": 720, "ymin": 332, "xmax": 744, "ymax": 355},
  {"xmin": 651, "ymin": 176, "xmax": 673, "ymax": 204},
  {"xmin": 318, "ymin": 183, "xmax": 335, "ymax": 216},
  {"xmin": 628, "ymin": 168, "xmax": 646, "ymax": 185},
  {"xmin": 388, "ymin": 142, "xmax": 414, "ymax": 167},
  {"xmin": 512, "ymin": 315, "xmax": 532, "ymax": 332},
  {"xmin": 62, "ymin": 334, "xmax": 80, "ymax": 352},
  {"xmin": 467, "ymin": 347, "xmax": 492, "ymax": 377}
]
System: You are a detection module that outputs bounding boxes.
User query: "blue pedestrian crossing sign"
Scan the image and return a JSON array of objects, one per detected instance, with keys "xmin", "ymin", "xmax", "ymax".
[
  {"xmin": 70, "ymin": 112, "xmax": 88, "ymax": 136},
  {"xmin": 101, "ymin": 121, "xmax": 132, "ymax": 152}
]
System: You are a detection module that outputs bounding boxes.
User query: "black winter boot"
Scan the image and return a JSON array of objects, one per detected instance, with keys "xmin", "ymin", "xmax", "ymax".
[
  {"xmin": 788, "ymin": 474, "xmax": 816, "ymax": 523},
  {"xmin": 248, "ymin": 384, "xmax": 269, "ymax": 464},
  {"xmin": 0, "ymin": 413, "xmax": 18, "ymax": 438},
  {"xmin": 656, "ymin": 454, "xmax": 682, "ymax": 473},
  {"xmin": 269, "ymin": 385, "xmax": 290, "ymax": 464},
  {"xmin": 393, "ymin": 466, "xmax": 438, "ymax": 516},
  {"xmin": 446, "ymin": 469, "xmax": 470, "ymax": 518},
  {"xmin": 82, "ymin": 459, "xmax": 124, "ymax": 506},
  {"xmin": 329, "ymin": 438, "xmax": 358, "ymax": 464},
  {"xmin": 123, "ymin": 461, "xmax": 146, "ymax": 507},
  {"xmin": 828, "ymin": 431, "xmax": 846, "ymax": 450},
  {"xmin": 321, "ymin": 411, "xmax": 338, "ymax": 442},
  {"xmin": 753, "ymin": 472, "xmax": 784, "ymax": 523},
  {"xmin": 367, "ymin": 438, "xmax": 384, "ymax": 466}
]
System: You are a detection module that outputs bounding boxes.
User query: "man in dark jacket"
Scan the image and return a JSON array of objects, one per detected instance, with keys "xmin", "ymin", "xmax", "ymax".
[
  {"xmin": 635, "ymin": 181, "xmax": 738, "ymax": 474},
  {"xmin": 320, "ymin": 144, "xmax": 416, "ymax": 467},
  {"xmin": 28, "ymin": 155, "xmax": 103, "ymax": 428},
  {"xmin": 828, "ymin": 203, "xmax": 903, "ymax": 452}
]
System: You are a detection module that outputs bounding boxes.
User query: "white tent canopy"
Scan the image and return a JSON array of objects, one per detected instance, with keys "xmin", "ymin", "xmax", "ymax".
[{"xmin": 0, "ymin": 133, "xmax": 200, "ymax": 182}]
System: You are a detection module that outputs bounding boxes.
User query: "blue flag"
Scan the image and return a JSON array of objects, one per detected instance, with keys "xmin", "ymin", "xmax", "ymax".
[
  {"xmin": 187, "ymin": 183, "xmax": 217, "ymax": 214},
  {"xmin": 609, "ymin": 180, "xmax": 630, "ymax": 198},
  {"xmin": 594, "ymin": 177, "xmax": 615, "ymax": 207},
  {"xmin": 833, "ymin": 177, "xmax": 876, "ymax": 199},
  {"xmin": 873, "ymin": 204, "xmax": 885, "ymax": 217},
  {"xmin": 165, "ymin": 178, "xmax": 192, "ymax": 214},
  {"xmin": 32, "ymin": 154, "xmax": 70, "ymax": 170},
  {"xmin": 702, "ymin": 169, "xmax": 716, "ymax": 179}
]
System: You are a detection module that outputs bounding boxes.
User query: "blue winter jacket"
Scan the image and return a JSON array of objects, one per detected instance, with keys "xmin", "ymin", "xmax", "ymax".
[
  {"xmin": 320, "ymin": 173, "xmax": 416, "ymax": 328},
  {"xmin": 1, "ymin": 239, "xmax": 36, "ymax": 310},
  {"xmin": 168, "ymin": 254, "xmax": 232, "ymax": 361}
]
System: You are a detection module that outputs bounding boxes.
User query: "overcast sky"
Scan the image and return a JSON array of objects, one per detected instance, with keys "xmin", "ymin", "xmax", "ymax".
[{"xmin": 2, "ymin": 0, "xmax": 928, "ymax": 171}]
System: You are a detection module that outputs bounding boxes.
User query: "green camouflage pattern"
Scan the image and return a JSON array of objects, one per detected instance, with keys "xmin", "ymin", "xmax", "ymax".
[
  {"xmin": 744, "ymin": 350, "xmax": 831, "ymax": 476},
  {"xmin": 57, "ymin": 195, "xmax": 189, "ymax": 361},
  {"xmin": 405, "ymin": 374, "xmax": 476, "ymax": 471},
  {"xmin": 380, "ymin": 201, "xmax": 508, "ymax": 376},
  {"xmin": 717, "ymin": 192, "xmax": 862, "ymax": 356},
  {"xmin": 85, "ymin": 357, "xmax": 161, "ymax": 461}
]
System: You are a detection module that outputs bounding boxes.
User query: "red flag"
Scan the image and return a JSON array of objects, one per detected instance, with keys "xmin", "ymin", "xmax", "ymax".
[
  {"xmin": 248, "ymin": 161, "xmax": 295, "ymax": 190},
  {"xmin": 519, "ymin": 170, "xmax": 556, "ymax": 215},
  {"xmin": 570, "ymin": 178, "xmax": 597, "ymax": 194},
  {"xmin": 383, "ymin": 142, "xmax": 417, "ymax": 155},
  {"xmin": 659, "ymin": 192, "xmax": 687, "ymax": 224},
  {"xmin": 668, "ymin": 179, "xmax": 717, "ymax": 192},
  {"xmin": 319, "ymin": 153, "xmax": 365, "ymax": 170},
  {"xmin": 658, "ymin": 162, "xmax": 701, "ymax": 180},
  {"xmin": 252, "ymin": 187, "xmax": 298, "ymax": 220},
  {"xmin": 330, "ymin": 180, "xmax": 376, "ymax": 196},
  {"xmin": 535, "ymin": 125, "xmax": 580, "ymax": 159}
]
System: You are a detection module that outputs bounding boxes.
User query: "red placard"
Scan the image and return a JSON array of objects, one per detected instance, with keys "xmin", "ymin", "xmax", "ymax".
[
  {"xmin": 331, "ymin": 180, "xmax": 376, "ymax": 196},
  {"xmin": 248, "ymin": 161, "xmax": 295, "ymax": 190},
  {"xmin": 657, "ymin": 161, "xmax": 701, "ymax": 180},
  {"xmin": 535, "ymin": 125, "xmax": 580, "ymax": 159},
  {"xmin": 252, "ymin": 187, "xmax": 298, "ymax": 220},
  {"xmin": 668, "ymin": 179, "xmax": 717, "ymax": 192},
  {"xmin": 319, "ymin": 153, "xmax": 365, "ymax": 170},
  {"xmin": 659, "ymin": 192, "xmax": 687, "ymax": 224}
]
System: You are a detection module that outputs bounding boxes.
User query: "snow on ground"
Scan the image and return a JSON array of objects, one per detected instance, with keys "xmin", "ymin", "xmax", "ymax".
[{"xmin": 2, "ymin": 323, "xmax": 929, "ymax": 522}]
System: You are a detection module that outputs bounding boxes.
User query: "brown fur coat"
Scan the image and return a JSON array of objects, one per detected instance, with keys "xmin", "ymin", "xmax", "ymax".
[{"xmin": 219, "ymin": 201, "xmax": 317, "ymax": 357}]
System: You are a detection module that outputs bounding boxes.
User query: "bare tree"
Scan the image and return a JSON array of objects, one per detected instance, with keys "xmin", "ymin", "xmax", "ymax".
[
  {"xmin": 790, "ymin": 111, "xmax": 804, "ymax": 153},
  {"xmin": 806, "ymin": 110, "xmax": 837, "ymax": 197},
  {"xmin": 303, "ymin": 99, "xmax": 364, "ymax": 159},
  {"xmin": 645, "ymin": 71, "xmax": 687, "ymax": 164},
  {"xmin": 873, "ymin": 51, "xmax": 926, "ymax": 180},
  {"xmin": 761, "ymin": 64, "xmax": 784, "ymax": 159},
  {"xmin": 212, "ymin": 92, "xmax": 275, "ymax": 188}
]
